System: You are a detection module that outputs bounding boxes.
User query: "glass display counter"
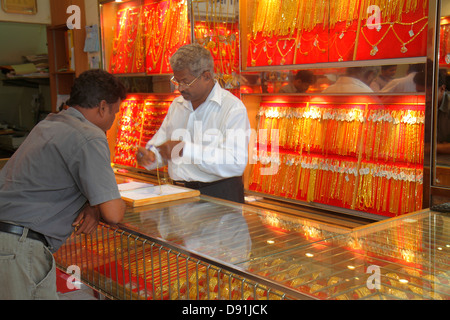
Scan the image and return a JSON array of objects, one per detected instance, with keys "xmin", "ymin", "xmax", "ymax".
[{"xmin": 54, "ymin": 179, "xmax": 449, "ymax": 300}]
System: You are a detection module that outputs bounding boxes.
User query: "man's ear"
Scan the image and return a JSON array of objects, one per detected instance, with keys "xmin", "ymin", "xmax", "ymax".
[
  {"xmin": 203, "ymin": 71, "xmax": 213, "ymax": 81},
  {"xmin": 97, "ymin": 100, "xmax": 108, "ymax": 117}
]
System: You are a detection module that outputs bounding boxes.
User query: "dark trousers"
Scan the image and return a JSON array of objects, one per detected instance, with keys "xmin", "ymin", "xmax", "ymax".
[{"xmin": 182, "ymin": 176, "xmax": 245, "ymax": 204}]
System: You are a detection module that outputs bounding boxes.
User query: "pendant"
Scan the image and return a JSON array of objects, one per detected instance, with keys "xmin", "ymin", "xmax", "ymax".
[
  {"xmin": 401, "ymin": 45, "xmax": 408, "ymax": 53},
  {"xmin": 370, "ymin": 45, "xmax": 378, "ymax": 56},
  {"xmin": 280, "ymin": 58, "xmax": 286, "ymax": 65},
  {"xmin": 268, "ymin": 58, "xmax": 273, "ymax": 65},
  {"xmin": 251, "ymin": 59, "xmax": 256, "ymax": 66},
  {"xmin": 445, "ymin": 54, "xmax": 450, "ymax": 64}
]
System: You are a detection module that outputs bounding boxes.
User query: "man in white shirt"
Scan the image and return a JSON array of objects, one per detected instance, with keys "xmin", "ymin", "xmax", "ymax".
[
  {"xmin": 137, "ymin": 44, "xmax": 250, "ymax": 203},
  {"xmin": 370, "ymin": 65, "xmax": 397, "ymax": 91},
  {"xmin": 381, "ymin": 64, "xmax": 424, "ymax": 93},
  {"xmin": 322, "ymin": 66, "xmax": 378, "ymax": 93}
]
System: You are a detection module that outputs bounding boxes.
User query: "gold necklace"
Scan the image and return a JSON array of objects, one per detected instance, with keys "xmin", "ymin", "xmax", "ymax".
[
  {"xmin": 276, "ymin": 38, "xmax": 296, "ymax": 65},
  {"xmin": 391, "ymin": 20, "xmax": 428, "ymax": 53},
  {"xmin": 360, "ymin": 24, "xmax": 393, "ymax": 56}
]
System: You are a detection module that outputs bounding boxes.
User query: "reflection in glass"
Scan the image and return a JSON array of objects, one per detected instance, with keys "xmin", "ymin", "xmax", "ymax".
[
  {"xmin": 240, "ymin": 63, "xmax": 425, "ymax": 94},
  {"xmin": 433, "ymin": 5, "xmax": 450, "ymax": 188}
]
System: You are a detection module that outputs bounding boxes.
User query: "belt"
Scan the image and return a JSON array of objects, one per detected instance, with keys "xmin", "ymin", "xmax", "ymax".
[
  {"xmin": 0, "ymin": 222, "xmax": 48, "ymax": 247},
  {"xmin": 177, "ymin": 176, "xmax": 241, "ymax": 189}
]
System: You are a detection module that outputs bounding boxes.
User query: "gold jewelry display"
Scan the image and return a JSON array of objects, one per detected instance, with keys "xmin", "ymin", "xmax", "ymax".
[
  {"xmin": 250, "ymin": 99, "xmax": 425, "ymax": 217},
  {"xmin": 114, "ymin": 97, "xmax": 170, "ymax": 169},
  {"xmin": 360, "ymin": 17, "xmax": 428, "ymax": 56},
  {"xmin": 250, "ymin": 0, "xmax": 427, "ymax": 39},
  {"xmin": 247, "ymin": 0, "xmax": 428, "ymax": 66}
]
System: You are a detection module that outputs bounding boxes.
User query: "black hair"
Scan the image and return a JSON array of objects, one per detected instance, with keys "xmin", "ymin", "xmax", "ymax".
[
  {"xmin": 294, "ymin": 70, "xmax": 315, "ymax": 84},
  {"xmin": 413, "ymin": 71, "xmax": 425, "ymax": 87},
  {"xmin": 66, "ymin": 69, "xmax": 127, "ymax": 109},
  {"xmin": 438, "ymin": 69, "xmax": 449, "ymax": 89},
  {"xmin": 381, "ymin": 65, "xmax": 397, "ymax": 71}
]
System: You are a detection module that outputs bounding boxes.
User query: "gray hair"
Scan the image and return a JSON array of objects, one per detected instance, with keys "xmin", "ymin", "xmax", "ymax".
[{"xmin": 169, "ymin": 44, "xmax": 215, "ymax": 78}]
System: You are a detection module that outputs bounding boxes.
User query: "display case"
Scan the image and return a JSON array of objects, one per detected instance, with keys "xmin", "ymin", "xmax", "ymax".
[
  {"xmin": 99, "ymin": 0, "xmax": 239, "ymax": 90},
  {"xmin": 244, "ymin": 94, "xmax": 425, "ymax": 218},
  {"xmin": 108, "ymin": 93, "xmax": 172, "ymax": 168},
  {"xmin": 54, "ymin": 175, "xmax": 449, "ymax": 300},
  {"xmin": 240, "ymin": 0, "xmax": 428, "ymax": 69},
  {"xmin": 237, "ymin": 0, "xmax": 441, "ymax": 221},
  {"xmin": 95, "ymin": 0, "xmax": 442, "ymax": 222}
]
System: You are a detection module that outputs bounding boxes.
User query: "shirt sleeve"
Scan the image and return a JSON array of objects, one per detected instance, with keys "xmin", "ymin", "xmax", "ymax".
[
  {"xmin": 144, "ymin": 109, "xmax": 170, "ymax": 171},
  {"xmin": 71, "ymin": 138, "xmax": 121, "ymax": 206}
]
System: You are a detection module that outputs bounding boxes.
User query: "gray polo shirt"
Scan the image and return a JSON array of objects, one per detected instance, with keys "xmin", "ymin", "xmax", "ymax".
[{"xmin": 0, "ymin": 108, "xmax": 121, "ymax": 252}]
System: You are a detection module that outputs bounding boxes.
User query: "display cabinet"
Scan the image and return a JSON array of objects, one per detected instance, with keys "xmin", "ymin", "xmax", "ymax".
[
  {"xmin": 245, "ymin": 94, "xmax": 425, "ymax": 218},
  {"xmin": 108, "ymin": 93, "xmax": 173, "ymax": 167},
  {"xmin": 99, "ymin": 0, "xmax": 239, "ymax": 90},
  {"xmin": 53, "ymin": 175, "xmax": 449, "ymax": 300},
  {"xmin": 240, "ymin": 0, "xmax": 428, "ymax": 69},
  {"xmin": 238, "ymin": 0, "xmax": 439, "ymax": 221}
]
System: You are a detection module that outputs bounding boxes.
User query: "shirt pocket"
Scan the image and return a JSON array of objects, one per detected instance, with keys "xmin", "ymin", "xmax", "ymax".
[{"xmin": 0, "ymin": 253, "xmax": 15, "ymax": 260}]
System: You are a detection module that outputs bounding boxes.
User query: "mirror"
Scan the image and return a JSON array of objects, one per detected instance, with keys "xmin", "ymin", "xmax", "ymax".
[
  {"xmin": 240, "ymin": 63, "xmax": 425, "ymax": 94},
  {"xmin": 434, "ymin": 0, "xmax": 450, "ymax": 187}
]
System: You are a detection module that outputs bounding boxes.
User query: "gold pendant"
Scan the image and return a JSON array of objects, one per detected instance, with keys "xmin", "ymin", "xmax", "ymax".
[
  {"xmin": 370, "ymin": 45, "xmax": 378, "ymax": 56},
  {"xmin": 400, "ymin": 45, "xmax": 408, "ymax": 53}
]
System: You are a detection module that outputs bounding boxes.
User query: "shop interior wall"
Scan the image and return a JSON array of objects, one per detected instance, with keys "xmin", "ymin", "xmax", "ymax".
[
  {"xmin": 0, "ymin": 21, "xmax": 51, "ymax": 131},
  {"xmin": 0, "ymin": 0, "xmax": 98, "ymax": 133}
]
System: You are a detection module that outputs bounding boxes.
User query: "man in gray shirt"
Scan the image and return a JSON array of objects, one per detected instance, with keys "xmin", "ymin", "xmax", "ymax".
[{"xmin": 0, "ymin": 69, "xmax": 126, "ymax": 299}]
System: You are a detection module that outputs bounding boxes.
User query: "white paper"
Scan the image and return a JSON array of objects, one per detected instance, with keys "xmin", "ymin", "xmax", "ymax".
[
  {"xmin": 120, "ymin": 184, "xmax": 190, "ymax": 200},
  {"xmin": 117, "ymin": 181, "xmax": 152, "ymax": 191}
]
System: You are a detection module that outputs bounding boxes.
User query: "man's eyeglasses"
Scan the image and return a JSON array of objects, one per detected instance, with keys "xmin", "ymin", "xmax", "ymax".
[{"xmin": 170, "ymin": 73, "xmax": 203, "ymax": 89}]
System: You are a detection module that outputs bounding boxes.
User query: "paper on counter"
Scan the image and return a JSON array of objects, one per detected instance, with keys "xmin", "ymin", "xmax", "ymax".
[
  {"xmin": 120, "ymin": 184, "xmax": 189, "ymax": 200},
  {"xmin": 118, "ymin": 181, "xmax": 152, "ymax": 191}
]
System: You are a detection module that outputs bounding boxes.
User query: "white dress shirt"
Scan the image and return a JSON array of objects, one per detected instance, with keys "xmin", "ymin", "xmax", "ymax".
[
  {"xmin": 381, "ymin": 72, "xmax": 418, "ymax": 93},
  {"xmin": 322, "ymin": 76, "xmax": 374, "ymax": 93},
  {"xmin": 145, "ymin": 82, "xmax": 250, "ymax": 182}
]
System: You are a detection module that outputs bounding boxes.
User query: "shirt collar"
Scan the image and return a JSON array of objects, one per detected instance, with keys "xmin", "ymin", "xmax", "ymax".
[
  {"xmin": 66, "ymin": 107, "xmax": 86, "ymax": 120},
  {"xmin": 207, "ymin": 82, "xmax": 222, "ymax": 106},
  {"xmin": 178, "ymin": 81, "xmax": 222, "ymax": 111},
  {"xmin": 65, "ymin": 107, "xmax": 103, "ymax": 132}
]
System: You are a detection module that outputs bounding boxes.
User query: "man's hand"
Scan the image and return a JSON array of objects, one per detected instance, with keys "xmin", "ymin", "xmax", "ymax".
[
  {"xmin": 136, "ymin": 146, "xmax": 156, "ymax": 167},
  {"xmin": 72, "ymin": 204, "xmax": 100, "ymax": 235},
  {"xmin": 158, "ymin": 141, "xmax": 184, "ymax": 160}
]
